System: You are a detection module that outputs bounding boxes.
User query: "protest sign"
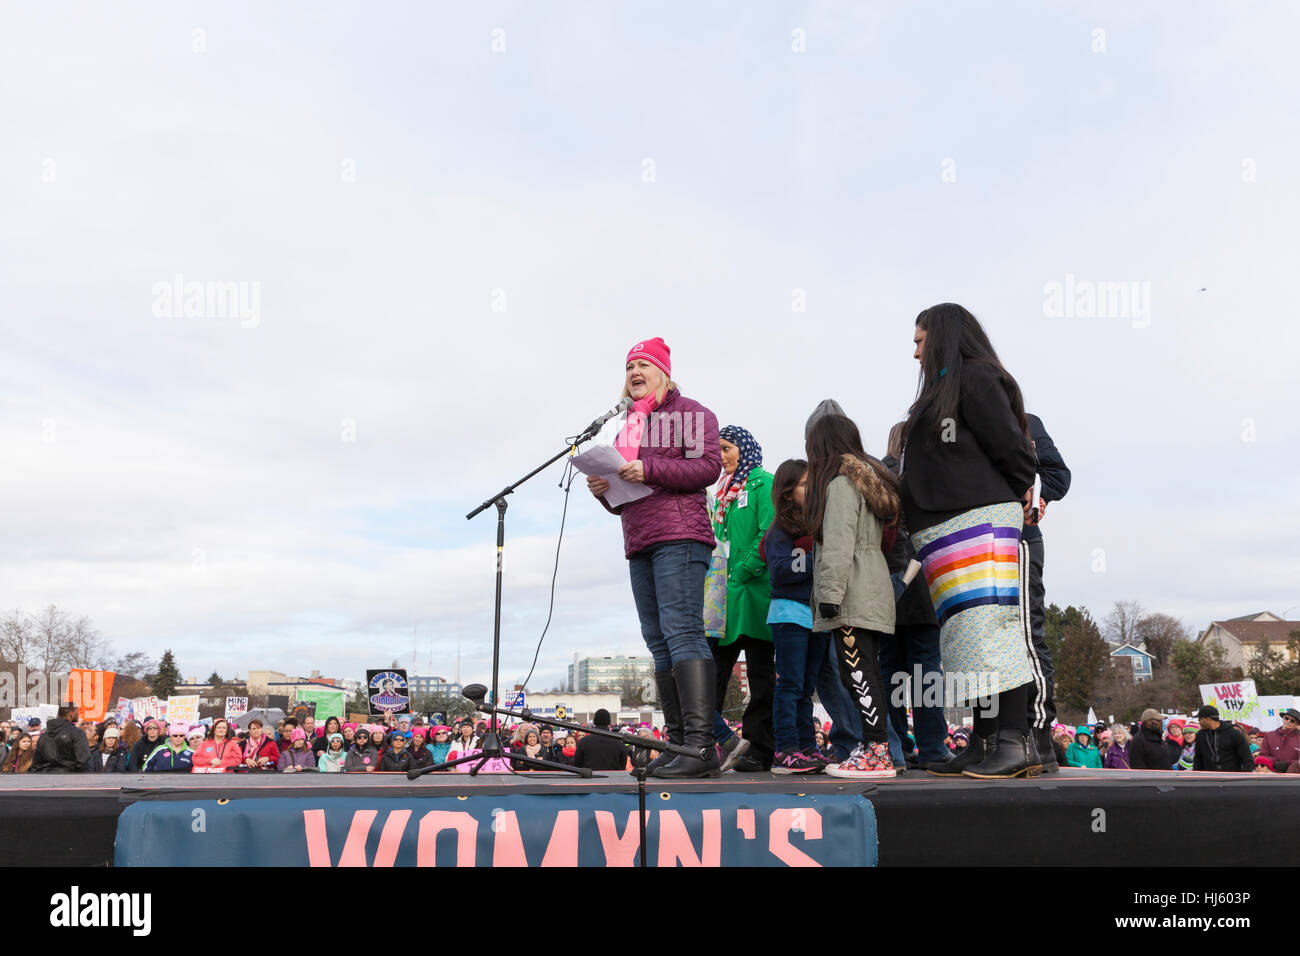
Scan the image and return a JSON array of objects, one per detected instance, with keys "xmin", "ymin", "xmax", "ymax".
[
  {"xmin": 1258, "ymin": 695, "xmax": 1296, "ymax": 733},
  {"xmin": 67, "ymin": 669, "xmax": 116, "ymax": 721},
  {"xmin": 366, "ymin": 670, "xmax": 410, "ymax": 716},
  {"xmin": 225, "ymin": 697, "xmax": 249, "ymax": 719},
  {"xmin": 166, "ymin": 696, "xmax": 201, "ymax": 725},
  {"xmin": 296, "ymin": 687, "xmax": 345, "ymax": 723},
  {"xmin": 11, "ymin": 704, "xmax": 59, "ymax": 729},
  {"xmin": 132, "ymin": 696, "xmax": 168, "ymax": 720},
  {"xmin": 1200, "ymin": 680, "xmax": 1263, "ymax": 726}
]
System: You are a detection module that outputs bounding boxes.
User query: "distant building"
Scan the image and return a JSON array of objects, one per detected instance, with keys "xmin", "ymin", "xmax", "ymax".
[
  {"xmin": 1109, "ymin": 644, "xmax": 1154, "ymax": 683},
  {"xmin": 408, "ymin": 675, "xmax": 463, "ymax": 699},
  {"xmin": 246, "ymin": 670, "xmax": 289, "ymax": 697},
  {"xmin": 1199, "ymin": 613, "xmax": 1300, "ymax": 670},
  {"xmin": 567, "ymin": 654, "xmax": 655, "ymax": 695},
  {"xmin": 522, "ymin": 692, "xmax": 625, "ymax": 725}
]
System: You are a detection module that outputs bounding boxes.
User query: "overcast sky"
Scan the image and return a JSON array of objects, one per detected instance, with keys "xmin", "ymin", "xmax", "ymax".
[{"xmin": 2, "ymin": 2, "xmax": 1297, "ymax": 691}]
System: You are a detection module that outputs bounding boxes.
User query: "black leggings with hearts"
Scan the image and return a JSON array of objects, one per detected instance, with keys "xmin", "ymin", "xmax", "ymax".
[{"xmin": 832, "ymin": 626, "xmax": 890, "ymax": 745}]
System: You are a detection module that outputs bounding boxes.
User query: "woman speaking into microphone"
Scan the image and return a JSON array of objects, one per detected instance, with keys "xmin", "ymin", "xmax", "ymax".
[{"xmin": 587, "ymin": 338, "xmax": 722, "ymax": 778}]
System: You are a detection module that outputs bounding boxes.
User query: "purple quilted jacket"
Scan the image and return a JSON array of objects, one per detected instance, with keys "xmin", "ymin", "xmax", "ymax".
[{"xmin": 602, "ymin": 389, "xmax": 721, "ymax": 558}]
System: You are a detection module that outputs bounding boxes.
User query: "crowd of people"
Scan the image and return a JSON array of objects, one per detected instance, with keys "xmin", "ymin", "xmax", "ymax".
[
  {"xmin": 4, "ymin": 698, "xmax": 1298, "ymax": 777},
  {"xmin": 0, "ymin": 704, "xmax": 670, "ymax": 775},
  {"xmin": 941, "ymin": 706, "xmax": 1300, "ymax": 774}
]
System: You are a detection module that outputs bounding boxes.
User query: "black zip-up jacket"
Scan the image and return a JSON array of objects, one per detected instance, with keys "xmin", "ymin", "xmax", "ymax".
[
  {"xmin": 30, "ymin": 718, "xmax": 91, "ymax": 773},
  {"xmin": 1193, "ymin": 724, "xmax": 1253, "ymax": 772},
  {"xmin": 901, "ymin": 361, "xmax": 1037, "ymax": 532},
  {"xmin": 1127, "ymin": 725, "xmax": 1172, "ymax": 770},
  {"xmin": 378, "ymin": 748, "xmax": 414, "ymax": 773},
  {"xmin": 103, "ymin": 744, "xmax": 133, "ymax": 773},
  {"xmin": 1023, "ymin": 414, "xmax": 1071, "ymax": 543}
]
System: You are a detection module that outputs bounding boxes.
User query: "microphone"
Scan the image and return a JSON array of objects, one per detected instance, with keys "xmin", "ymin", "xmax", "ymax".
[{"xmin": 581, "ymin": 397, "xmax": 633, "ymax": 436}]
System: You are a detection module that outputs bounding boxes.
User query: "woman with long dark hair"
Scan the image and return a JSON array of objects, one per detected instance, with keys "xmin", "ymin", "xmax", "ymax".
[
  {"xmin": 587, "ymin": 338, "xmax": 723, "ymax": 778},
  {"xmin": 902, "ymin": 303, "xmax": 1040, "ymax": 779}
]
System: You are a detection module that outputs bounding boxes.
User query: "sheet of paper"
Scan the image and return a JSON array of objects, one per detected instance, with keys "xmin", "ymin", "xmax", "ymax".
[{"xmin": 571, "ymin": 445, "xmax": 654, "ymax": 508}]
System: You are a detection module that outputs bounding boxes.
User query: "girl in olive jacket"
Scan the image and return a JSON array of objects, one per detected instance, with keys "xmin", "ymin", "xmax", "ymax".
[{"xmin": 806, "ymin": 413, "xmax": 899, "ymax": 779}]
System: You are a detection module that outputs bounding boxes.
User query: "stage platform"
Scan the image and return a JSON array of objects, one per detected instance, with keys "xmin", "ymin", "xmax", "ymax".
[{"xmin": 3, "ymin": 767, "xmax": 1295, "ymax": 866}]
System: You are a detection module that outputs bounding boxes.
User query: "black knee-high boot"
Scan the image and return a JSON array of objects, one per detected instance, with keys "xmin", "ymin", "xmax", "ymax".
[
  {"xmin": 655, "ymin": 658, "xmax": 721, "ymax": 778},
  {"xmin": 640, "ymin": 670, "xmax": 680, "ymax": 776}
]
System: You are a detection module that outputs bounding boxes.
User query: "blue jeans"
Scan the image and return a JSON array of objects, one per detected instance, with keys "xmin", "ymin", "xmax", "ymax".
[
  {"xmin": 878, "ymin": 622, "xmax": 950, "ymax": 762},
  {"xmin": 628, "ymin": 540, "xmax": 714, "ymax": 670},
  {"xmin": 771, "ymin": 622, "xmax": 826, "ymax": 752},
  {"xmin": 814, "ymin": 636, "xmax": 862, "ymax": 761}
]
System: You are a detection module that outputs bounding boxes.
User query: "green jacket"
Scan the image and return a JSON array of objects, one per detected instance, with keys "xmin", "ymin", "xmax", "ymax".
[
  {"xmin": 715, "ymin": 468, "xmax": 774, "ymax": 645},
  {"xmin": 1066, "ymin": 726, "xmax": 1103, "ymax": 769},
  {"xmin": 811, "ymin": 456, "xmax": 896, "ymax": 635}
]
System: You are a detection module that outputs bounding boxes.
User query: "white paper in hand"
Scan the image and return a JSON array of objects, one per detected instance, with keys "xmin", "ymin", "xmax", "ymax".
[{"xmin": 572, "ymin": 446, "xmax": 654, "ymax": 508}]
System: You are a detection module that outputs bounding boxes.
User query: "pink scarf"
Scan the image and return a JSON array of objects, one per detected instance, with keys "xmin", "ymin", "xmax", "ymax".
[{"xmin": 614, "ymin": 393, "xmax": 663, "ymax": 463}]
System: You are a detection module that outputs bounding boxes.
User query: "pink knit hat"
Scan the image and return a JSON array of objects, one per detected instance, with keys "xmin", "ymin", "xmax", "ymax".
[{"xmin": 626, "ymin": 338, "xmax": 671, "ymax": 378}]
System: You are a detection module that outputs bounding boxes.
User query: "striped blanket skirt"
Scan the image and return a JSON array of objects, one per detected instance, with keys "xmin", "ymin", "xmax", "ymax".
[{"xmin": 911, "ymin": 501, "xmax": 1034, "ymax": 702}]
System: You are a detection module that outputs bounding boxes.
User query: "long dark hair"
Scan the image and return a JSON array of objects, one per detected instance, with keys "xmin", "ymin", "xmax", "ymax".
[
  {"xmin": 905, "ymin": 303, "xmax": 1029, "ymax": 445},
  {"xmin": 770, "ymin": 459, "xmax": 808, "ymax": 536},
  {"xmin": 804, "ymin": 415, "xmax": 899, "ymax": 543}
]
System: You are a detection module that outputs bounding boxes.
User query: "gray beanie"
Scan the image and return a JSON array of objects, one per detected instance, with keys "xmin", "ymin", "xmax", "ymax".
[{"xmin": 804, "ymin": 399, "xmax": 847, "ymax": 440}]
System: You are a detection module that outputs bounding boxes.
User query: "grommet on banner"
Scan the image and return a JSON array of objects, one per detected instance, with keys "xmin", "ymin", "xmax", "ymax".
[
  {"xmin": 217, "ymin": 798, "xmax": 229, "ymax": 805},
  {"xmin": 457, "ymin": 795, "xmax": 468, "ymax": 801},
  {"xmin": 659, "ymin": 792, "xmax": 671, "ymax": 800}
]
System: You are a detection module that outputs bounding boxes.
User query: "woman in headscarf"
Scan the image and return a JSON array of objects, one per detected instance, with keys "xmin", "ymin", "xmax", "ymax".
[
  {"xmin": 708, "ymin": 424, "xmax": 775, "ymax": 771},
  {"xmin": 586, "ymin": 337, "xmax": 723, "ymax": 778}
]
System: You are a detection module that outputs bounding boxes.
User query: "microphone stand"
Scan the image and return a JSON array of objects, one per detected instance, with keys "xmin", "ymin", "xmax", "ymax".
[{"xmin": 449, "ymin": 416, "xmax": 611, "ymax": 779}]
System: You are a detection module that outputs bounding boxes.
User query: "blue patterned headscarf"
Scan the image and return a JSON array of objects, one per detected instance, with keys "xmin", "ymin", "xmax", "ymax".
[{"xmin": 715, "ymin": 425, "xmax": 763, "ymax": 524}]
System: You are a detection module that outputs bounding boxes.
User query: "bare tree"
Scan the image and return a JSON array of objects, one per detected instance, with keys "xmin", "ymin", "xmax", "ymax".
[
  {"xmin": 1, "ymin": 605, "xmax": 110, "ymax": 673},
  {"xmin": 1134, "ymin": 613, "xmax": 1189, "ymax": 671},
  {"xmin": 618, "ymin": 666, "xmax": 644, "ymax": 709},
  {"xmin": 1103, "ymin": 600, "xmax": 1146, "ymax": 647}
]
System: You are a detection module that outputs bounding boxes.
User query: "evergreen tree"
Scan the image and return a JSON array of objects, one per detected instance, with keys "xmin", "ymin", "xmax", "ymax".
[
  {"xmin": 148, "ymin": 649, "xmax": 181, "ymax": 699},
  {"xmin": 206, "ymin": 671, "xmax": 222, "ymax": 687},
  {"xmin": 1055, "ymin": 609, "xmax": 1107, "ymax": 717}
]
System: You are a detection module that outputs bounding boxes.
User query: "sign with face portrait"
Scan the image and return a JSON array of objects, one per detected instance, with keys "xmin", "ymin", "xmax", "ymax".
[{"xmin": 366, "ymin": 670, "xmax": 410, "ymax": 716}]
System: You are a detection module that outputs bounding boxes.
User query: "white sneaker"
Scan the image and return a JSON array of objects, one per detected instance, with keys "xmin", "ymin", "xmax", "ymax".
[{"xmin": 826, "ymin": 742, "xmax": 895, "ymax": 779}]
